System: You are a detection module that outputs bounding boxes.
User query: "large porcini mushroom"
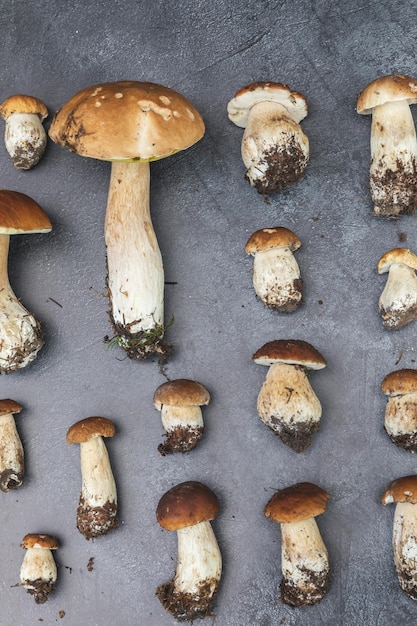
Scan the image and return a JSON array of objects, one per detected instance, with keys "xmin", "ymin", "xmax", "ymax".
[
  {"xmin": 20, "ymin": 533, "xmax": 59, "ymax": 604},
  {"xmin": 381, "ymin": 369, "xmax": 417, "ymax": 452},
  {"xmin": 0, "ymin": 398, "xmax": 24, "ymax": 491},
  {"xmin": 253, "ymin": 339, "xmax": 327, "ymax": 452},
  {"xmin": 66, "ymin": 416, "xmax": 118, "ymax": 539},
  {"xmin": 264, "ymin": 482, "xmax": 330, "ymax": 607},
  {"xmin": 378, "ymin": 247, "xmax": 417, "ymax": 329},
  {"xmin": 382, "ymin": 475, "xmax": 417, "ymax": 599},
  {"xmin": 49, "ymin": 81, "xmax": 205, "ymax": 360},
  {"xmin": 156, "ymin": 480, "xmax": 222, "ymax": 621},
  {"xmin": 153, "ymin": 378, "xmax": 210, "ymax": 455},
  {"xmin": 227, "ymin": 81, "xmax": 309, "ymax": 194},
  {"xmin": 245, "ymin": 226, "xmax": 302, "ymax": 311},
  {"xmin": 0, "ymin": 95, "xmax": 48, "ymax": 170},
  {"xmin": 0, "ymin": 190, "xmax": 52, "ymax": 372},
  {"xmin": 357, "ymin": 74, "xmax": 417, "ymax": 216}
]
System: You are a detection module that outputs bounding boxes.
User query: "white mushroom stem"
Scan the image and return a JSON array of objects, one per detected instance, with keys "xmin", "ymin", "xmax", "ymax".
[
  {"xmin": 370, "ymin": 100, "xmax": 417, "ymax": 215},
  {"xmin": 105, "ymin": 160, "xmax": 165, "ymax": 356},
  {"xmin": 252, "ymin": 246, "xmax": 301, "ymax": 310},
  {"xmin": 4, "ymin": 112, "xmax": 47, "ymax": 170},
  {"xmin": 20, "ymin": 548, "xmax": 57, "ymax": 600},
  {"xmin": 0, "ymin": 233, "xmax": 43, "ymax": 372},
  {"xmin": 379, "ymin": 263, "xmax": 417, "ymax": 329},
  {"xmin": 280, "ymin": 518, "xmax": 329, "ymax": 605},
  {"xmin": 391, "ymin": 502, "xmax": 417, "ymax": 598},
  {"xmin": 79, "ymin": 435, "xmax": 117, "ymax": 508},
  {"xmin": 161, "ymin": 405, "xmax": 203, "ymax": 433},
  {"xmin": 385, "ymin": 393, "xmax": 417, "ymax": 441},
  {"xmin": 0, "ymin": 411, "xmax": 24, "ymax": 491}
]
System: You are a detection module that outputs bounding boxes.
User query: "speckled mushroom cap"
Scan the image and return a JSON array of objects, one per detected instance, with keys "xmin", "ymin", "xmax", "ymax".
[
  {"xmin": 49, "ymin": 81, "xmax": 205, "ymax": 162},
  {"xmin": 153, "ymin": 379, "xmax": 210, "ymax": 410},
  {"xmin": 253, "ymin": 339, "xmax": 327, "ymax": 370},
  {"xmin": 381, "ymin": 369, "xmax": 417, "ymax": 396},
  {"xmin": 0, "ymin": 190, "xmax": 52, "ymax": 235},
  {"xmin": 0, "ymin": 95, "xmax": 48, "ymax": 121},
  {"xmin": 66, "ymin": 416, "xmax": 116, "ymax": 444},
  {"xmin": 21, "ymin": 533, "xmax": 59, "ymax": 550},
  {"xmin": 245, "ymin": 227, "xmax": 301, "ymax": 255},
  {"xmin": 156, "ymin": 481, "xmax": 219, "ymax": 531},
  {"xmin": 0, "ymin": 399, "xmax": 23, "ymax": 416},
  {"xmin": 264, "ymin": 482, "xmax": 330, "ymax": 523},
  {"xmin": 357, "ymin": 74, "xmax": 417, "ymax": 115},
  {"xmin": 377, "ymin": 248, "xmax": 417, "ymax": 274},
  {"xmin": 382, "ymin": 475, "xmax": 417, "ymax": 505},
  {"xmin": 227, "ymin": 81, "xmax": 308, "ymax": 128}
]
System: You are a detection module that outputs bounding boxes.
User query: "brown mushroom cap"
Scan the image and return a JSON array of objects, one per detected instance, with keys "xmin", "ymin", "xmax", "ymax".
[
  {"xmin": 0, "ymin": 95, "xmax": 48, "ymax": 121},
  {"xmin": 0, "ymin": 190, "xmax": 52, "ymax": 235},
  {"xmin": 0, "ymin": 399, "xmax": 23, "ymax": 416},
  {"xmin": 21, "ymin": 533, "xmax": 59, "ymax": 550},
  {"xmin": 49, "ymin": 81, "xmax": 205, "ymax": 162},
  {"xmin": 66, "ymin": 416, "xmax": 116, "ymax": 444},
  {"xmin": 153, "ymin": 379, "xmax": 210, "ymax": 410},
  {"xmin": 357, "ymin": 74, "xmax": 417, "ymax": 115},
  {"xmin": 381, "ymin": 369, "xmax": 417, "ymax": 396},
  {"xmin": 382, "ymin": 475, "xmax": 417, "ymax": 505},
  {"xmin": 253, "ymin": 339, "xmax": 327, "ymax": 370},
  {"xmin": 245, "ymin": 227, "xmax": 301, "ymax": 255},
  {"xmin": 156, "ymin": 481, "xmax": 219, "ymax": 531},
  {"xmin": 377, "ymin": 248, "xmax": 417, "ymax": 274},
  {"xmin": 264, "ymin": 482, "xmax": 330, "ymax": 523}
]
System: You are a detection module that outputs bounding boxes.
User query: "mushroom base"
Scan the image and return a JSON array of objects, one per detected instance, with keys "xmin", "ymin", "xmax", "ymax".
[
  {"xmin": 156, "ymin": 577, "xmax": 219, "ymax": 621},
  {"xmin": 22, "ymin": 577, "xmax": 56, "ymax": 604},
  {"xmin": 379, "ymin": 301, "xmax": 417, "ymax": 330},
  {"xmin": 0, "ymin": 318, "xmax": 43, "ymax": 373},
  {"xmin": 108, "ymin": 317, "xmax": 172, "ymax": 361},
  {"xmin": 261, "ymin": 278, "xmax": 303, "ymax": 311},
  {"xmin": 371, "ymin": 162, "xmax": 417, "ymax": 217},
  {"xmin": 0, "ymin": 467, "xmax": 24, "ymax": 491},
  {"xmin": 76, "ymin": 496, "xmax": 118, "ymax": 540},
  {"xmin": 280, "ymin": 568, "xmax": 330, "ymax": 607},
  {"xmin": 158, "ymin": 426, "xmax": 204, "ymax": 456},
  {"xmin": 386, "ymin": 430, "xmax": 417, "ymax": 453},
  {"xmin": 269, "ymin": 416, "xmax": 319, "ymax": 453},
  {"xmin": 246, "ymin": 141, "xmax": 308, "ymax": 195}
]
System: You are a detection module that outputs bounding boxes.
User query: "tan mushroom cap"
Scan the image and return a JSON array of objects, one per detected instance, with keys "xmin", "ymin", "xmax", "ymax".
[
  {"xmin": 0, "ymin": 190, "xmax": 52, "ymax": 235},
  {"xmin": 264, "ymin": 482, "xmax": 330, "ymax": 523},
  {"xmin": 381, "ymin": 369, "xmax": 417, "ymax": 396},
  {"xmin": 0, "ymin": 399, "xmax": 23, "ymax": 416},
  {"xmin": 378, "ymin": 248, "xmax": 417, "ymax": 274},
  {"xmin": 245, "ymin": 227, "xmax": 301, "ymax": 255},
  {"xmin": 227, "ymin": 81, "xmax": 308, "ymax": 128},
  {"xmin": 0, "ymin": 95, "xmax": 48, "ymax": 121},
  {"xmin": 156, "ymin": 481, "xmax": 219, "ymax": 531},
  {"xmin": 66, "ymin": 416, "xmax": 116, "ymax": 444},
  {"xmin": 357, "ymin": 74, "xmax": 417, "ymax": 115},
  {"xmin": 382, "ymin": 475, "xmax": 417, "ymax": 505},
  {"xmin": 153, "ymin": 379, "xmax": 210, "ymax": 410},
  {"xmin": 21, "ymin": 533, "xmax": 59, "ymax": 550},
  {"xmin": 253, "ymin": 339, "xmax": 327, "ymax": 370},
  {"xmin": 49, "ymin": 81, "xmax": 205, "ymax": 162}
]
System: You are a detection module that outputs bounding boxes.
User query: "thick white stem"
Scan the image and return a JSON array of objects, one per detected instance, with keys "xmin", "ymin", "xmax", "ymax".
[
  {"xmin": 4, "ymin": 112, "xmax": 47, "ymax": 169},
  {"xmin": 0, "ymin": 412, "xmax": 24, "ymax": 491},
  {"xmin": 385, "ymin": 392, "xmax": 417, "ymax": 437},
  {"xmin": 175, "ymin": 521, "xmax": 222, "ymax": 595},
  {"xmin": 161, "ymin": 405, "xmax": 203, "ymax": 432},
  {"xmin": 392, "ymin": 502, "xmax": 417, "ymax": 598},
  {"xmin": 379, "ymin": 263, "xmax": 417, "ymax": 329},
  {"xmin": 79, "ymin": 436, "xmax": 117, "ymax": 508},
  {"xmin": 20, "ymin": 548, "xmax": 57, "ymax": 586},
  {"xmin": 252, "ymin": 247, "xmax": 301, "ymax": 310}
]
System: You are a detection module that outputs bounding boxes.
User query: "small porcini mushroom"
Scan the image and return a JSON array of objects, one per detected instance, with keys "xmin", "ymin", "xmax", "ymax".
[
  {"xmin": 357, "ymin": 74, "xmax": 417, "ymax": 216},
  {"xmin": 253, "ymin": 339, "xmax": 327, "ymax": 452},
  {"xmin": 378, "ymin": 247, "xmax": 417, "ymax": 329},
  {"xmin": 382, "ymin": 475, "xmax": 417, "ymax": 599},
  {"xmin": 156, "ymin": 480, "xmax": 222, "ymax": 621},
  {"xmin": 0, "ymin": 95, "xmax": 48, "ymax": 170},
  {"xmin": 0, "ymin": 399, "xmax": 24, "ymax": 491},
  {"xmin": 153, "ymin": 379, "xmax": 210, "ymax": 455},
  {"xmin": 0, "ymin": 190, "xmax": 52, "ymax": 372},
  {"xmin": 264, "ymin": 482, "xmax": 330, "ymax": 607},
  {"xmin": 381, "ymin": 369, "xmax": 417, "ymax": 451},
  {"xmin": 49, "ymin": 81, "xmax": 205, "ymax": 360},
  {"xmin": 227, "ymin": 81, "xmax": 309, "ymax": 194},
  {"xmin": 20, "ymin": 533, "xmax": 58, "ymax": 604},
  {"xmin": 66, "ymin": 416, "xmax": 118, "ymax": 539},
  {"xmin": 245, "ymin": 226, "xmax": 302, "ymax": 310}
]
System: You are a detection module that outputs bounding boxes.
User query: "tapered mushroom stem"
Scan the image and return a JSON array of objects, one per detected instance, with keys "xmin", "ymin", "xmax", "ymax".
[
  {"xmin": 392, "ymin": 502, "xmax": 417, "ymax": 598},
  {"xmin": 0, "ymin": 411, "xmax": 24, "ymax": 491},
  {"xmin": 252, "ymin": 247, "xmax": 301, "ymax": 311},
  {"xmin": 4, "ymin": 113, "xmax": 47, "ymax": 170},
  {"xmin": 105, "ymin": 161, "xmax": 165, "ymax": 359}
]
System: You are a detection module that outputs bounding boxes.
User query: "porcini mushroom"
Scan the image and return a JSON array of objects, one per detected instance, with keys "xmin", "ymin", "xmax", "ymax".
[
  {"xmin": 264, "ymin": 482, "xmax": 330, "ymax": 607},
  {"xmin": 0, "ymin": 95, "xmax": 48, "ymax": 170},
  {"xmin": 381, "ymin": 369, "xmax": 417, "ymax": 452},
  {"xmin": 357, "ymin": 74, "xmax": 417, "ymax": 216},
  {"xmin": 66, "ymin": 416, "xmax": 118, "ymax": 539},
  {"xmin": 253, "ymin": 339, "xmax": 327, "ymax": 452},
  {"xmin": 0, "ymin": 399, "xmax": 24, "ymax": 491},
  {"xmin": 0, "ymin": 190, "xmax": 52, "ymax": 372},
  {"xmin": 20, "ymin": 533, "xmax": 58, "ymax": 604},
  {"xmin": 153, "ymin": 379, "xmax": 210, "ymax": 455},
  {"xmin": 156, "ymin": 480, "xmax": 222, "ymax": 621},
  {"xmin": 378, "ymin": 247, "xmax": 417, "ymax": 329},
  {"xmin": 245, "ymin": 226, "xmax": 302, "ymax": 310},
  {"xmin": 227, "ymin": 81, "xmax": 309, "ymax": 194},
  {"xmin": 382, "ymin": 475, "xmax": 417, "ymax": 599},
  {"xmin": 49, "ymin": 81, "xmax": 205, "ymax": 359}
]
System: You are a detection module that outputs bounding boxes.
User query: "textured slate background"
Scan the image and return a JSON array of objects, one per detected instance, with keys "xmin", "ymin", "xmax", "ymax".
[{"xmin": 1, "ymin": 1, "xmax": 417, "ymax": 624}]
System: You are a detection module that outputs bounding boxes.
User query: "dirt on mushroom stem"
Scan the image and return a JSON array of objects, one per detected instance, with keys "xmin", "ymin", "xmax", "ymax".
[
  {"xmin": 280, "ymin": 567, "xmax": 330, "ymax": 607},
  {"xmin": 248, "ymin": 141, "xmax": 308, "ymax": 195},
  {"xmin": 76, "ymin": 497, "xmax": 118, "ymax": 540},
  {"xmin": 371, "ymin": 157, "xmax": 417, "ymax": 216},
  {"xmin": 269, "ymin": 415, "xmax": 319, "ymax": 453},
  {"xmin": 155, "ymin": 578, "xmax": 219, "ymax": 622},
  {"xmin": 158, "ymin": 425, "xmax": 204, "ymax": 456},
  {"xmin": 23, "ymin": 577, "xmax": 56, "ymax": 604}
]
